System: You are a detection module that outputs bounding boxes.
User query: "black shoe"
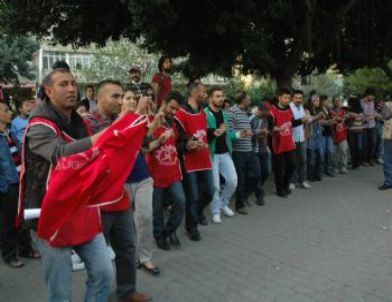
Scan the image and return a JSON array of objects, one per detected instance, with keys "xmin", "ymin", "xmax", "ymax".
[
  {"xmin": 325, "ymin": 172, "xmax": 335, "ymax": 177},
  {"xmin": 277, "ymin": 191, "xmax": 287, "ymax": 198},
  {"xmin": 168, "ymin": 232, "xmax": 181, "ymax": 247},
  {"xmin": 187, "ymin": 229, "xmax": 201, "ymax": 241},
  {"xmin": 244, "ymin": 199, "xmax": 252, "ymax": 207},
  {"xmin": 156, "ymin": 237, "xmax": 170, "ymax": 251},
  {"xmin": 140, "ymin": 262, "xmax": 161, "ymax": 276},
  {"xmin": 199, "ymin": 214, "xmax": 208, "ymax": 226},
  {"xmin": 236, "ymin": 206, "xmax": 249, "ymax": 214},
  {"xmin": 379, "ymin": 184, "xmax": 392, "ymax": 190},
  {"xmin": 255, "ymin": 196, "xmax": 265, "ymax": 206},
  {"xmin": 284, "ymin": 188, "xmax": 292, "ymax": 195},
  {"xmin": 5, "ymin": 257, "xmax": 24, "ymax": 268}
]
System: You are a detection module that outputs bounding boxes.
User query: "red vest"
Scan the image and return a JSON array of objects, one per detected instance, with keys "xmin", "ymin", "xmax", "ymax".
[
  {"xmin": 175, "ymin": 108, "xmax": 212, "ymax": 172},
  {"xmin": 18, "ymin": 117, "xmax": 102, "ymax": 247},
  {"xmin": 147, "ymin": 124, "xmax": 182, "ymax": 188},
  {"xmin": 270, "ymin": 105, "xmax": 296, "ymax": 154},
  {"xmin": 330, "ymin": 109, "xmax": 348, "ymax": 143}
]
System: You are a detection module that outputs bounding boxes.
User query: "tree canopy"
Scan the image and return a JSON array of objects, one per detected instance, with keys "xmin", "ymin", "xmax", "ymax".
[
  {"xmin": 2, "ymin": 0, "xmax": 392, "ymax": 86},
  {"xmin": 0, "ymin": 35, "xmax": 39, "ymax": 82}
]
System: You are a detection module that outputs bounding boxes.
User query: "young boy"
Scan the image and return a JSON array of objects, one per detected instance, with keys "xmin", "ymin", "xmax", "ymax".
[
  {"xmin": 269, "ymin": 88, "xmax": 306, "ymax": 197},
  {"xmin": 330, "ymin": 96, "xmax": 349, "ymax": 174}
]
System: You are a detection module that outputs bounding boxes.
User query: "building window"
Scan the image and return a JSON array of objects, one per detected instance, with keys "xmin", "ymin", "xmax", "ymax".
[{"xmin": 42, "ymin": 51, "xmax": 93, "ymax": 70}]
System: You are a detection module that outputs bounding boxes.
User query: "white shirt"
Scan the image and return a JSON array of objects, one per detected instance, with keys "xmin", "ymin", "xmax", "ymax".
[{"xmin": 290, "ymin": 102, "xmax": 305, "ymax": 143}]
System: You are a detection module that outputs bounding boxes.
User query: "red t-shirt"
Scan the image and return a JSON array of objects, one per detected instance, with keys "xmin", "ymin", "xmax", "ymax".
[
  {"xmin": 152, "ymin": 72, "xmax": 172, "ymax": 108},
  {"xmin": 269, "ymin": 105, "xmax": 296, "ymax": 154},
  {"xmin": 175, "ymin": 108, "xmax": 212, "ymax": 172},
  {"xmin": 146, "ymin": 124, "xmax": 182, "ymax": 188},
  {"xmin": 330, "ymin": 109, "xmax": 348, "ymax": 143}
]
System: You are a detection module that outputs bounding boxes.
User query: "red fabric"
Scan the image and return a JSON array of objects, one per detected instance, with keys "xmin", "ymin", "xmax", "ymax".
[
  {"xmin": 175, "ymin": 108, "xmax": 212, "ymax": 172},
  {"xmin": 146, "ymin": 124, "xmax": 182, "ymax": 188},
  {"xmin": 18, "ymin": 114, "xmax": 147, "ymax": 246},
  {"xmin": 17, "ymin": 117, "xmax": 102, "ymax": 247},
  {"xmin": 152, "ymin": 73, "xmax": 172, "ymax": 108},
  {"xmin": 330, "ymin": 109, "xmax": 348, "ymax": 143},
  {"xmin": 269, "ymin": 105, "xmax": 296, "ymax": 154}
]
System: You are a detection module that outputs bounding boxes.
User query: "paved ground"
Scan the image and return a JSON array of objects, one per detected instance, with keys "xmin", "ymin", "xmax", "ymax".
[{"xmin": 1, "ymin": 166, "xmax": 392, "ymax": 302}]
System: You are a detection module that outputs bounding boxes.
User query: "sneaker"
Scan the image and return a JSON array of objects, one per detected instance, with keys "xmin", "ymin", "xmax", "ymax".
[
  {"xmin": 376, "ymin": 158, "xmax": 384, "ymax": 165},
  {"xmin": 289, "ymin": 183, "xmax": 296, "ymax": 190},
  {"xmin": 71, "ymin": 253, "xmax": 85, "ymax": 271},
  {"xmin": 300, "ymin": 182, "xmax": 312, "ymax": 189},
  {"xmin": 221, "ymin": 206, "xmax": 234, "ymax": 217},
  {"xmin": 212, "ymin": 214, "xmax": 222, "ymax": 224},
  {"xmin": 340, "ymin": 168, "xmax": 348, "ymax": 174},
  {"xmin": 5, "ymin": 258, "xmax": 24, "ymax": 268}
]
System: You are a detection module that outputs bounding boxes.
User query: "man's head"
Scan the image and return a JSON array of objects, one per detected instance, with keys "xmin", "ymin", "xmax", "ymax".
[
  {"xmin": 85, "ymin": 85, "xmax": 95, "ymax": 99},
  {"xmin": 235, "ymin": 91, "xmax": 252, "ymax": 109},
  {"xmin": 164, "ymin": 91, "xmax": 183, "ymax": 119},
  {"xmin": 292, "ymin": 89, "xmax": 304, "ymax": 106},
  {"xmin": 332, "ymin": 96, "xmax": 341, "ymax": 108},
  {"xmin": 15, "ymin": 98, "xmax": 32, "ymax": 118},
  {"xmin": 320, "ymin": 95, "xmax": 329, "ymax": 107},
  {"xmin": 276, "ymin": 87, "xmax": 291, "ymax": 107},
  {"xmin": 187, "ymin": 82, "xmax": 204, "ymax": 103},
  {"xmin": 223, "ymin": 99, "xmax": 231, "ymax": 111},
  {"xmin": 158, "ymin": 55, "xmax": 172, "ymax": 73},
  {"xmin": 129, "ymin": 66, "xmax": 141, "ymax": 83},
  {"xmin": 42, "ymin": 68, "xmax": 78, "ymax": 111},
  {"xmin": 364, "ymin": 87, "xmax": 376, "ymax": 101},
  {"xmin": 208, "ymin": 86, "xmax": 224, "ymax": 108},
  {"xmin": 96, "ymin": 80, "xmax": 123, "ymax": 117},
  {"xmin": 0, "ymin": 103, "xmax": 12, "ymax": 126}
]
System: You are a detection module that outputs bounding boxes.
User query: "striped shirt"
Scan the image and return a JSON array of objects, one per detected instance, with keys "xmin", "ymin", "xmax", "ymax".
[{"xmin": 228, "ymin": 104, "xmax": 252, "ymax": 152}]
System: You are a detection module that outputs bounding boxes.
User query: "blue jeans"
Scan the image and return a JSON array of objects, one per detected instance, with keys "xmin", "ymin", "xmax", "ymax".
[
  {"xmin": 307, "ymin": 148, "xmax": 321, "ymax": 180},
  {"xmin": 153, "ymin": 181, "xmax": 185, "ymax": 238},
  {"xmin": 210, "ymin": 153, "xmax": 237, "ymax": 215},
  {"xmin": 182, "ymin": 169, "xmax": 214, "ymax": 232},
  {"xmin": 320, "ymin": 135, "xmax": 335, "ymax": 175},
  {"xmin": 376, "ymin": 122, "xmax": 384, "ymax": 160},
  {"xmin": 383, "ymin": 140, "xmax": 392, "ymax": 186},
  {"xmin": 37, "ymin": 233, "xmax": 113, "ymax": 302}
]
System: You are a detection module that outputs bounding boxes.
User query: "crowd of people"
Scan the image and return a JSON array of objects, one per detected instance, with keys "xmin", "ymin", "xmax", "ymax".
[{"xmin": 0, "ymin": 56, "xmax": 391, "ymax": 302}]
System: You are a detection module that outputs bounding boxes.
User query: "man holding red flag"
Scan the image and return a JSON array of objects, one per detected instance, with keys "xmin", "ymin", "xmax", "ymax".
[
  {"xmin": 20, "ymin": 68, "xmax": 113, "ymax": 301},
  {"xmin": 84, "ymin": 80, "xmax": 152, "ymax": 302}
]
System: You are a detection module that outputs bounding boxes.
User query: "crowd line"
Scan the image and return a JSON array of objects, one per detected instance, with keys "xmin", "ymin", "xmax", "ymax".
[{"xmin": 0, "ymin": 56, "xmax": 391, "ymax": 302}]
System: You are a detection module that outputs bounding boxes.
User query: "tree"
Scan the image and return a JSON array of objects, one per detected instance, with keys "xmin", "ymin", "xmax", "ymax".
[
  {"xmin": 0, "ymin": 35, "xmax": 39, "ymax": 82},
  {"xmin": 3, "ymin": 0, "xmax": 392, "ymax": 86}
]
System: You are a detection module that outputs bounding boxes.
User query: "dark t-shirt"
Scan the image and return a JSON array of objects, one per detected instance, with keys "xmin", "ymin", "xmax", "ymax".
[
  {"xmin": 210, "ymin": 108, "xmax": 228, "ymax": 154},
  {"xmin": 152, "ymin": 72, "xmax": 172, "ymax": 108}
]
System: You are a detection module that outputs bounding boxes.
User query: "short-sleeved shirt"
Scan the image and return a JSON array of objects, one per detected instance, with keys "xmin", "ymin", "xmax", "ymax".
[{"xmin": 152, "ymin": 72, "xmax": 172, "ymax": 108}]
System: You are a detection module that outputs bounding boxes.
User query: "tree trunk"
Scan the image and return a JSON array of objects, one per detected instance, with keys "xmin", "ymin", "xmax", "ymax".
[{"xmin": 274, "ymin": 73, "xmax": 293, "ymax": 89}]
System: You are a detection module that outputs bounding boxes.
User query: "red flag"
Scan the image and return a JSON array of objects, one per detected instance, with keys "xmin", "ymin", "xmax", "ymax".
[{"xmin": 36, "ymin": 113, "xmax": 148, "ymax": 245}]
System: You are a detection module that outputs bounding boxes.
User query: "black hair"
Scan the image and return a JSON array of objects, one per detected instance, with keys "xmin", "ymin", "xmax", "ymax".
[
  {"xmin": 235, "ymin": 91, "xmax": 248, "ymax": 104},
  {"xmin": 276, "ymin": 87, "xmax": 291, "ymax": 96},
  {"xmin": 364, "ymin": 87, "xmax": 376, "ymax": 97},
  {"xmin": 207, "ymin": 85, "xmax": 224, "ymax": 97},
  {"xmin": 348, "ymin": 97, "xmax": 363, "ymax": 113},
  {"xmin": 320, "ymin": 95, "xmax": 329, "ymax": 102},
  {"xmin": 165, "ymin": 91, "xmax": 184, "ymax": 106},
  {"xmin": 292, "ymin": 89, "xmax": 304, "ymax": 96},
  {"xmin": 85, "ymin": 84, "xmax": 94, "ymax": 91},
  {"xmin": 42, "ymin": 68, "xmax": 72, "ymax": 87},
  {"xmin": 158, "ymin": 55, "xmax": 172, "ymax": 72},
  {"xmin": 96, "ymin": 79, "xmax": 122, "ymax": 96},
  {"xmin": 15, "ymin": 98, "xmax": 31, "ymax": 114},
  {"xmin": 52, "ymin": 60, "xmax": 70, "ymax": 70}
]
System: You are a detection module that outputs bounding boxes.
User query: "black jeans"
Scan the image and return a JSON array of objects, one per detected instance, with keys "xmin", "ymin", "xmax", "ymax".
[
  {"xmin": 102, "ymin": 210, "xmax": 136, "ymax": 299},
  {"xmin": 247, "ymin": 151, "xmax": 270, "ymax": 198},
  {"xmin": 0, "ymin": 184, "xmax": 33, "ymax": 263},
  {"xmin": 363, "ymin": 128, "xmax": 377, "ymax": 162},
  {"xmin": 273, "ymin": 151, "xmax": 297, "ymax": 194},
  {"xmin": 233, "ymin": 151, "xmax": 261, "ymax": 209},
  {"xmin": 348, "ymin": 131, "xmax": 363, "ymax": 169}
]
